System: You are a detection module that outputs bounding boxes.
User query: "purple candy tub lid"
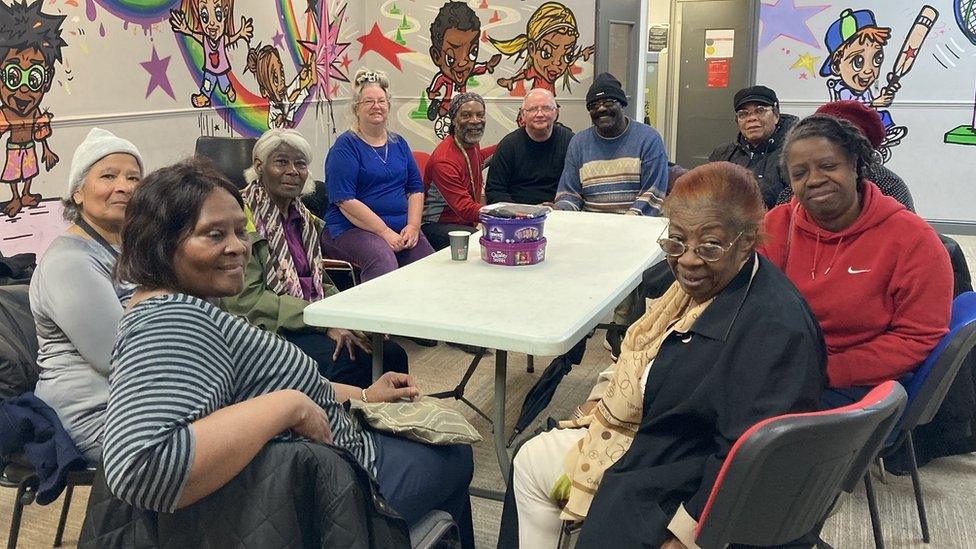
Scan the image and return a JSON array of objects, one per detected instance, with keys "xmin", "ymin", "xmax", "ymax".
[{"xmin": 479, "ymin": 202, "xmax": 551, "ymax": 220}]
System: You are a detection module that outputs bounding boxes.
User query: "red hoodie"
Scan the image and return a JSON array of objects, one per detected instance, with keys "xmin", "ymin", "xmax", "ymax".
[{"xmin": 759, "ymin": 181, "xmax": 952, "ymax": 388}]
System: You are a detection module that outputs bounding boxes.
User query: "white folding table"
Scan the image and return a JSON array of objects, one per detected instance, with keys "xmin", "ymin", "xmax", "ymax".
[{"xmin": 304, "ymin": 210, "xmax": 667, "ymax": 494}]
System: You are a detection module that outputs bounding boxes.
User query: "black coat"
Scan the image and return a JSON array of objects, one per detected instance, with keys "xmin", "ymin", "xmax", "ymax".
[
  {"xmin": 79, "ymin": 441, "xmax": 411, "ymax": 548},
  {"xmin": 578, "ymin": 254, "xmax": 826, "ymax": 548},
  {"xmin": 708, "ymin": 114, "xmax": 798, "ymax": 208}
]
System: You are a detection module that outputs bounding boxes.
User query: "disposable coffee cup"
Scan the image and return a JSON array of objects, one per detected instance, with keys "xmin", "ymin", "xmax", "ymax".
[{"xmin": 448, "ymin": 231, "xmax": 471, "ymax": 261}]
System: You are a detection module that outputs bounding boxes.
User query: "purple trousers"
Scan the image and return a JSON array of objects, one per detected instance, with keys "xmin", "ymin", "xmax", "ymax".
[{"xmin": 324, "ymin": 227, "xmax": 434, "ymax": 282}]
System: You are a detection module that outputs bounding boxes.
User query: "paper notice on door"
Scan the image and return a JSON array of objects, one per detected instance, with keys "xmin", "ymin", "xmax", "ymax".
[
  {"xmin": 706, "ymin": 58, "xmax": 730, "ymax": 88},
  {"xmin": 704, "ymin": 29, "xmax": 734, "ymax": 58}
]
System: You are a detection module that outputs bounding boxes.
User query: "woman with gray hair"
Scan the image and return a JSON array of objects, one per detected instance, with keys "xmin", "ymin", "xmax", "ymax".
[
  {"xmin": 29, "ymin": 127, "xmax": 143, "ymax": 463},
  {"xmin": 220, "ymin": 128, "xmax": 408, "ymax": 388},
  {"xmin": 321, "ymin": 68, "xmax": 434, "ymax": 283}
]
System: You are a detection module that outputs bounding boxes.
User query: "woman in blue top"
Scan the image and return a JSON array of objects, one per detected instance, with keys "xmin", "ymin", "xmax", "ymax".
[{"xmin": 323, "ymin": 68, "xmax": 434, "ymax": 282}]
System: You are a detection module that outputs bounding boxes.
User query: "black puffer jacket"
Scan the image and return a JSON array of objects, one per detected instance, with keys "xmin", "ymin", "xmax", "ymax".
[
  {"xmin": 79, "ymin": 441, "xmax": 411, "ymax": 548},
  {"xmin": 708, "ymin": 113, "xmax": 798, "ymax": 208}
]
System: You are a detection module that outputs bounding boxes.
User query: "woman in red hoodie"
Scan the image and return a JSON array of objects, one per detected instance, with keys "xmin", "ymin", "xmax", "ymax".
[{"xmin": 759, "ymin": 114, "xmax": 953, "ymax": 407}]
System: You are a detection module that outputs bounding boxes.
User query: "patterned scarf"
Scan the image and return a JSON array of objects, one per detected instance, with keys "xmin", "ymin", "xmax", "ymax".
[
  {"xmin": 555, "ymin": 282, "xmax": 713, "ymax": 521},
  {"xmin": 241, "ymin": 181, "xmax": 324, "ymax": 300}
]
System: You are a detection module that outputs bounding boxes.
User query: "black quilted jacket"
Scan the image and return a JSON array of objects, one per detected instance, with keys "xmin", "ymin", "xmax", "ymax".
[{"xmin": 79, "ymin": 441, "xmax": 410, "ymax": 548}]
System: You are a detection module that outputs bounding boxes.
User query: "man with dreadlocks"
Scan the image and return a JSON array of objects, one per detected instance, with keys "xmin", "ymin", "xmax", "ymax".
[
  {"xmin": 421, "ymin": 92, "xmax": 494, "ymax": 252},
  {"xmin": 0, "ymin": 0, "xmax": 66, "ymax": 218}
]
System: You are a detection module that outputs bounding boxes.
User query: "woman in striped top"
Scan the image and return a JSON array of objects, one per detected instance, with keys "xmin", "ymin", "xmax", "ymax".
[{"xmin": 102, "ymin": 158, "xmax": 474, "ymax": 547}]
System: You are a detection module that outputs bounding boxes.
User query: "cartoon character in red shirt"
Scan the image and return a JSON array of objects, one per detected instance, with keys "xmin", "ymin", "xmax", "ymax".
[
  {"xmin": 426, "ymin": 2, "xmax": 500, "ymax": 139},
  {"xmin": 489, "ymin": 2, "xmax": 593, "ymax": 98}
]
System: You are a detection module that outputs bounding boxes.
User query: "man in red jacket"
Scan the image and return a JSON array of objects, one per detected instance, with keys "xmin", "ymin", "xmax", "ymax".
[
  {"xmin": 758, "ymin": 113, "xmax": 952, "ymax": 407},
  {"xmin": 421, "ymin": 92, "xmax": 496, "ymax": 251}
]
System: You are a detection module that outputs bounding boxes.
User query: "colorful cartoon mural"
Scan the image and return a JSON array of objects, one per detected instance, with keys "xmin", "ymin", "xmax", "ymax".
[
  {"xmin": 169, "ymin": 0, "xmax": 254, "ymax": 108},
  {"xmin": 0, "ymin": 1, "xmax": 66, "ymax": 219},
  {"xmin": 245, "ymin": 43, "xmax": 315, "ymax": 129},
  {"xmin": 489, "ymin": 2, "xmax": 593, "ymax": 97},
  {"xmin": 945, "ymin": 0, "xmax": 976, "ymax": 144},
  {"xmin": 819, "ymin": 6, "xmax": 938, "ymax": 160},
  {"xmin": 425, "ymin": 1, "xmax": 501, "ymax": 139}
]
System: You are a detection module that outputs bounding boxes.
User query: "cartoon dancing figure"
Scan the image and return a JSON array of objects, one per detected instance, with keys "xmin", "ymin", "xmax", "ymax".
[
  {"xmin": 820, "ymin": 9, "xmax": 908, "ymax": 157},
  {"xmin": 245, "ymin": 44, "xmax": 315, "ymax": 129},
  {"xmin": 0, "ymin": 1, "xmax": 65, "ymax": 218},
  {"xmin": 170, "ymin": 0, "xmax": 254, "ymax": 108},
  {"xmin": 489, "ymin": 2, "xmax": 594, "ymax": 96},
  {"xmin": 426, "ymin": 2, "xmax": 501, "ymax": 139}
]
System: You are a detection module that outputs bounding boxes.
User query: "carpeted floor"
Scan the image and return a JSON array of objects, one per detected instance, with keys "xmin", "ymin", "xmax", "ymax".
[{"xmin": 3, "ymin": 235, "xmax": 975, "ymax": 548}]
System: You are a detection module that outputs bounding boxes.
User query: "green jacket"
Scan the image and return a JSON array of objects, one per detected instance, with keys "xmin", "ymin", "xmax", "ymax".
[{"xmin": 219, "ymin": 208, "xmax": 339, "ymax": 333}]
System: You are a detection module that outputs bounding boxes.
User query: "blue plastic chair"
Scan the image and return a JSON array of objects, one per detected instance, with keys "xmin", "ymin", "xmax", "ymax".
[{"xmin": 865, "ymin": 291, "xmax": 976, "ymax": 547}]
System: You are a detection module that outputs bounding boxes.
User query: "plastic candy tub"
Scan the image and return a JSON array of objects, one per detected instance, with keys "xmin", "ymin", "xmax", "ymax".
[{"xmin": 479, "ymin": 236, "xmax": 547, "ymax": 266}]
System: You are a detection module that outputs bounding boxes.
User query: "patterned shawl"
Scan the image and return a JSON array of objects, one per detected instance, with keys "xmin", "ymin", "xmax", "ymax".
[
  {"xmin": 241, "ymin": 181, "xmax": 325, "ymax": 300},
  {"xmin": 555, "ymin": 282, "xmax": 713, "ymax": 521}
]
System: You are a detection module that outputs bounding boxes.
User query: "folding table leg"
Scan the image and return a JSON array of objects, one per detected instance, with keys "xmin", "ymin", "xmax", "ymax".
[{"xmin": 371, "ymin": 333, "xmax": 384, "ymax": 382}]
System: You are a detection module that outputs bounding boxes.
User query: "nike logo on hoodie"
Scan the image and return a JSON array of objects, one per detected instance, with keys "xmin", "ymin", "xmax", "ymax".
[{"xmin": 848, "ymin": 267, "xmax": 871, "ymax": 274}]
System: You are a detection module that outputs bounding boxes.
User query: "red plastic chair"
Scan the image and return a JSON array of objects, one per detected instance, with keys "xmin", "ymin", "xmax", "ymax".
[{"xmin": 694, "ymin": 381, "xmax": 907, "ymax": 548}]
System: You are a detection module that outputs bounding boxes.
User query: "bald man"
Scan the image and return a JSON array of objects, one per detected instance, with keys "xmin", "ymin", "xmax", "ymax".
[{"xmin": 486, "ymin": 89, "xmax": 574, "ymax": 205}]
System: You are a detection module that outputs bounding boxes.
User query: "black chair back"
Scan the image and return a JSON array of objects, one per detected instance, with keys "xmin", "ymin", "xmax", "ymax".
[
  {"xmin": 193, "ymin": 136, "xmax": 257, "ymax": 189},
  {"xmin": 695, "ymin": 381, "xmax": 907, "ymax": 549}
]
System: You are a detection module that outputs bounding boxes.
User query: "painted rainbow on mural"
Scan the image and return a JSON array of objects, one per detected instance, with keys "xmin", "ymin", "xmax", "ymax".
[
  {"xmin": 94, "ymin": 0, "xmax": 321, "ymax": 136},
  {"xmin": 90, "ymin": 0, "xmax": 172, "ymax": 25}
]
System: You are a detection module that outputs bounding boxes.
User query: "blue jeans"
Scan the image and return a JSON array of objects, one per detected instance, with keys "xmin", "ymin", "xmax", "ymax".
[{"xmin": 373, "ymin": 432, "xmax": 474, "ymax": 549}]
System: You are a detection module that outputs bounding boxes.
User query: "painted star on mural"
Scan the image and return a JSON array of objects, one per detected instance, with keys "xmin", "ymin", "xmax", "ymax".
[
  {"xmin": 356, "ymin": 22, "xmax": 413, "ymax": 71},
  {"xmin": 759, "ymin": 0, "xmax": 830, "ymax": 50},
  {"xmin": 299, "ymin": 2, "xmax": 351, "ymax": 101},
  {"xmin": 140, "ymin": 45, "xmax": 174, "ymax": 100},
  {"xmin": 272, "ymin": 30, "xmax": 285, "ymax": 48},
  {"xmin": 790, "ymin": 52, "xmax": 820, "ymax": 76}
]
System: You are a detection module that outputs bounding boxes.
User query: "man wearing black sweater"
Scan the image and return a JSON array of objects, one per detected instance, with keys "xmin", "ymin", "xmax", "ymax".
[{"xmin": 486, "ymin": 88, "xmax": 573, "ymax": 205}]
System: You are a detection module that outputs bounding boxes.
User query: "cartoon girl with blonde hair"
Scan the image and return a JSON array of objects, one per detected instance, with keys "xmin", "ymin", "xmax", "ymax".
[
  {"xmin": 169, "ymin": 0, "xmax": 254, "ymax": 108},
  {"xmin": 490, "ymin": 2, "xmax": 594, "ymax": 95}
]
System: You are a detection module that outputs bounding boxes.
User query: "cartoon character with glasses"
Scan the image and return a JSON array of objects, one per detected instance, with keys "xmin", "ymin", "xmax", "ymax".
[
  {"xmin": 426, "ymin": 2, "xmax": 501, "ymax": 139},
  {"xmin": 170, "ymin": 0, "xmax": 254, "ymax": 108},
  {"xmin": 0, "ymin": 1, "xmax": 66, "ymax": 218}
]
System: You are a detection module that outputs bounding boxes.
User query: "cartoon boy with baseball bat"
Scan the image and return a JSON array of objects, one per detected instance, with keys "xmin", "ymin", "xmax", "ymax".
[{"xmin": 821, "ymin": 7, "xmax": 938, "ymax": 156}]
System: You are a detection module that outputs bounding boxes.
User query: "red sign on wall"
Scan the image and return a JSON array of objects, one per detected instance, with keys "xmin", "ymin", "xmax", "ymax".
[{"xmin": 706, "ymin": 58, "xmax": 730, "ymax": 88}]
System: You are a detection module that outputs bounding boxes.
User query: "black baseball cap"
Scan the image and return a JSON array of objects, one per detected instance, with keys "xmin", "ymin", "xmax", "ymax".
[{"xmin": 733, "ymin": 85, "xmax": 779, "ymax": 111}]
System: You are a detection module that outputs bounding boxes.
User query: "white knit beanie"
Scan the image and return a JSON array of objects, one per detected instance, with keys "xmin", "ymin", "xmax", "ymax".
[{"xmin": 67, "ymin": 128, "xmax": 144, "ymax": 196}]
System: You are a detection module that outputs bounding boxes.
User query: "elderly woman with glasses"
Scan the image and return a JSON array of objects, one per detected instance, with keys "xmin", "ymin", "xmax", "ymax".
[
  {"xmin": 498, "ymin": 162, "xmax": 826, "ymax": 549},
  {"xmin": 321, "ymin": 68, "xmax": 434, "ymax": 282}
]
